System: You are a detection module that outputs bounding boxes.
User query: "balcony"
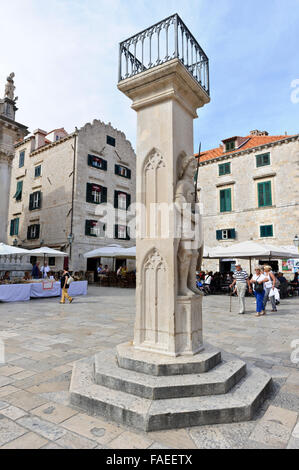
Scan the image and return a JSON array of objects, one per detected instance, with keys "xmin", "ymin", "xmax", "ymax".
[{"xmin": 118, "ymin": 13, "xmax": 210, "ymax": 97}]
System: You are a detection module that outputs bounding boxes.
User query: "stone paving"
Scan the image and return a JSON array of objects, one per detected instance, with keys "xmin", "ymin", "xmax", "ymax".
[{"xmin": 0, "ymin": 286, "xmax": 298, "ymax": 449}]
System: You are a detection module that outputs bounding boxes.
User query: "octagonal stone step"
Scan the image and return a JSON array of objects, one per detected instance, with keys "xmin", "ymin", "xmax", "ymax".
[
  {"xmin": 70, "ymin": 356, "xmax": 272, "ymax": 432},
  {"xmin": 116, "ymin": 342, "xmax": 222, "ymax": 376},
  {"xmin": 94, "ymin": 350, "xmax": 247, "ymax": 399}
]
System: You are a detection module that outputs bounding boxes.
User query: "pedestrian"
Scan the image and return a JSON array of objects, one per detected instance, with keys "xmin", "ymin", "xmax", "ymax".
[
  {"xmin": 262, "ymin": 265, "xmax": 277, "ymax": 313},
  {"xmin": 60, "ymin": 268, "xmax": 73, "ymax": 304},
  {"xmin": 40, "ymin": 261, "xmax": 50, "ymax": 279},
  {"xmin": 250, "ymin": 267, "xmax": 269, "ymax": 317},
  {"xmin": 31, "ymin": 261, "xmax": 41, "ymax": 279},
  {"xmin": 229, "ymin": 264, "xmax": 252, "ymax": 314}
]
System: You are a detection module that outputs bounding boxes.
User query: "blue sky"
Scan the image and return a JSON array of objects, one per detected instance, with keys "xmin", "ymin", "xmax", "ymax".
[{"xmin": 0, "ymin": 0, "xmax": 298, "ymax": 151}]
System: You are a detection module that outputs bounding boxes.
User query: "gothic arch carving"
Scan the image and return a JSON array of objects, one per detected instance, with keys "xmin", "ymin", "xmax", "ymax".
[{"xmin": 141, "ymin": 249, "xmax": 168, "ymax": 347}]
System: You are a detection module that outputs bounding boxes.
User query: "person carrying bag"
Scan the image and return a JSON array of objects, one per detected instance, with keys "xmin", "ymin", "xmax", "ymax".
[{"xmin": 250, "ymin": 267, "xmax": 269, "ymax": 317}]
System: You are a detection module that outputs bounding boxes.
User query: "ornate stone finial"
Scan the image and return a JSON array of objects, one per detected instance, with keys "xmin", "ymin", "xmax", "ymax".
[{"xmin": 4, "ymin": 72, "xmax": 16, "ymax": 100}]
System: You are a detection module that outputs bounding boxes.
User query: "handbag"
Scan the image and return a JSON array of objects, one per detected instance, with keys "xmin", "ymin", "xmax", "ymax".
[
  {"xmin": 67, "ymin": 275, "xmax": 74, "ymax": 285},
  {"xmin": 255, "ymin": 276, "xmax": 264, "ymax": 293}
]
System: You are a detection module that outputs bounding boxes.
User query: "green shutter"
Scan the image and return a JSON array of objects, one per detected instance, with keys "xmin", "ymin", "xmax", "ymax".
[
  {"xmin": 126, "ymin": 194, "xmax": 131, "ymax": 210},
  {"xmin": 10, "ymin": 220, "xmax": 14, "ymax": 236},
  {"xmin": 219, "ymin": 163, "xmax": 231, "ymax": 176},
  {"xmin": 114, "ymin": 225, "xmax": 119, "ymax": 239},
  {"xmin": 216, "ymin": 230, "xmax": 222, "ymax": 240},
  {"xmin": 220, "ymin": 188, "xmax": 231, "ymax": 212},
  {"xmin": 256, "ymin": 153, "xmax": 270, "ymax": 168},
  {"xmin": 260, "ymin": 225, "xmax": 273, "ymax": 238},
  {"xmin": 15, "ymin": 218, "xmax": 19, "ymax": 236},
  {"xmin": 258, "ymin": 181, "xmax": 272, "ymax": 207}
]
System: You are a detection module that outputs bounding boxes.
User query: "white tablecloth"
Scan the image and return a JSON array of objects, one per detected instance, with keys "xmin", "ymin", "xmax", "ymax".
[
  {"xmin": 30, "ymin": 281, "xmax": 61, "ymax": 298},
  {"xmin": 0, "ymin": 284, "xmax": 32, "ymax": 302},
  {"xmin": 68, "ymin": 281, "xmax": 88, "ymax": 296},
  {"xmin": 0, "ymin": 281, "xmax": 88, "ymax": 302}
]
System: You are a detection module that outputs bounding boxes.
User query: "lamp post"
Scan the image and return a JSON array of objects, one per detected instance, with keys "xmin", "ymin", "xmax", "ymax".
[{"xmin": 294, "ymin": 235, "xmax": 299, "ymax": 253}]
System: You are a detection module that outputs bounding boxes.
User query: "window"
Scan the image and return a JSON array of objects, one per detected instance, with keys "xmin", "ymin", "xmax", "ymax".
[
  {"xmin": 220, "ymin": 188, "xmax": 232, "ymax": 212},
  {"xmin": 10, "ymin": 218, "xmax": 19, "ymax": 236},
  {"xmin": 88, "ymin": 154, "xmax": 107, "ymax": 171},
  {"xmin": 86, "ymin": 183, "xmax": 107, "ymax": 204},
  {"xmin": 107, "ymin": 135, "xmax": 116, "ymax": 147},
  {"xmin": 29, "ymin": 191, "xmax": 42, "ymax": 211},
  {"xmin": 225, "ymin": 141, "xmax": 235, "ymax": 152},
  {"xmin": 27, "ymin": 224, "xmax": 40, "ymax": 240},
  {"xmin": 256, "ymin": 152, "xmax": 270, "ymax": 168},
  {"xmin": 115, "ymin": 225, "xmax": 130, "ymax": 240},
  {"xmin": 258, "ymin": 181, "xmax": 272, "ymax": 207},
  {"xmin": 260, "ymin": 225, "xmax": 273, "ymax": 238},
  {"xmin": 114, "ymin": 191, "xmax": 131, "ymax": 210},
  {"xmin": 115, "ymin": 164, "xmax": 131, "ymax": 179},
  {"xmin": 49, "ymin": 257, "xmax": 55, "ymax": 266},
  {"xmin": 14, "ymin": 181, "xmax": 23, "ymax": 201},
  {"xmin": 19, "ymin": 151, "xmax": 25, "ymax": 168},
  {"xmin": 34, "ymin": 165, "xmax": 42, "ymax": 178},
  {"xmin": 219, "ymin": 162, "xmax": 231, "ymax": 176},
  {"xmin": 216, "ymin": 229, "xmax": 236, "ymax": 241},
  {"xmin": 85, "ymin": 220, "xmax": 106, "ymax": 238}
]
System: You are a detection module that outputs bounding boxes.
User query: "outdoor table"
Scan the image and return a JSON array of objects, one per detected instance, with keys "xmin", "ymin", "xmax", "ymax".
[
  {"xmin": 68, "ymin": 281, "xmax": 88, "ymax": 296},
  {"xmin": 0, "ymin": 283, "xmax": 32, "ymax": 302},
  {"xmin": 30, "ymin": 281, "xmax": 61, "ymax": 298},
  {"xmin": 0, "ymin": 280, "xmax": 88, "ymax": 302}
]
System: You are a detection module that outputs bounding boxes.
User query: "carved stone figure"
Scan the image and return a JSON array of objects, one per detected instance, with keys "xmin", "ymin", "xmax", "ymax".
[
  {"xmin": 175, "ymin": 154, "xmax": 203, "ymax": 296},
  {"xmin": 4, "ymin": 73, "xmax": 16, "ymax": 100}
]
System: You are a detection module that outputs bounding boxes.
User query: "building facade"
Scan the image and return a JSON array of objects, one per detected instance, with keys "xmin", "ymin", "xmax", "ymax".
[
  {"xmin": 197, "ymin": 130, "xmax": 299, "ymax": 274},
  {"xmin": 7, "ymin": 120, "xmax": 136, "ymax": 272}
]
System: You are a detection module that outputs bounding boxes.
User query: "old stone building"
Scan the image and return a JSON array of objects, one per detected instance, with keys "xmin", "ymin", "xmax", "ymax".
[
  {"xmin": 7, "ymin": 120, "xmax": 136, "ymax": 272},
  {"xmin": 197, "ymin": 130, "xmax": 299, "ymax": 273}
]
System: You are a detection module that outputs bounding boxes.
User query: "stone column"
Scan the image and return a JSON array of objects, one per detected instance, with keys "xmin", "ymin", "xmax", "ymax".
[
  {"xmin": 118, "ymin": 58, "xmax": 210, "ymax": 357},
  {"xmin": 0, "ymin": 154, "xmax": 12, "ymax": 243}
]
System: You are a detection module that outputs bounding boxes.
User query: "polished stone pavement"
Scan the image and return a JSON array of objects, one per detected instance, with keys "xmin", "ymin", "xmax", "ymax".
[{"xmin": 0, "ymin": 287, "xmax": 298, "ymax": 449}]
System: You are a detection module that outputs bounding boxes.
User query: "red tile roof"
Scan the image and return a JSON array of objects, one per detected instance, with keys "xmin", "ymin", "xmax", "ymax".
[{"xmin": 196, "ymin": 135, "xmax": 293, "ymax": 163}]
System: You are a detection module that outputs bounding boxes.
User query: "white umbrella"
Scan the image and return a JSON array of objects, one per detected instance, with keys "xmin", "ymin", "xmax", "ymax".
[
  {"xmin": 0, "ymin": 242, "xmax": 30, "ymax": 256},
  {"xmin": 84, "ymin": 244, "xmax": 124, "ymax": 259},
  {"xmin": 209, "ymin": 241, "xmax": 299, "ymax": 260},
  {"xmin": 30, "ymin": 247, "xmax": 68, "ymax": 256}
]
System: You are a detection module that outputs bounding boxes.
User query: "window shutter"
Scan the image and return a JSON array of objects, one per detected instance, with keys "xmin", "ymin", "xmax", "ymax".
[
  {"xmin": 226, "ymin": 189, "xmax": 232, "ymax": 211},
  {"xmin": 230, "ymin": 228, "xmax": 236, "ymax": 239},
  {"xmin": 264, "ymin": 182, "xmax": 272, "ymax": 206},
  {"xmin": 126, "ymin": 227, "xmax": 130, "ymax": 241},
  {"xmin": 88, "ymin": 154, "xmax": 93, "ymax": 167},
  {"xmin": 127, "ymin": 169, "xmax": 131, "ymax": 179},
  {"xmin": 114, "ymin": 191, "xmax": 119, "ymax": 209},
  {"xmin": 220, "ymin": 191, "xmax": 225, "ymax": 212},
  {"xmin": 27, "ymin": 226, "xmax": 31, "ymax": 240},
  {"xmin": 115, "ymin": 164, "xmax": 120, "ymax": 176},
  {"xmin": 29, "ymin": 193, "xmax": 34, "ymax": 210},
  {"xmin": 86, "ymin": 183, "xmax": 93, "ymax": 203},
  {"xmin": 216, "ymin": 230, "xmax": 222, "ymax": 241},
  {"xmin": 101, "ymin": 187, "xmax": 107, "ymax": 203},
  {"xmin": 260, "ymin": 226, "xmax": 265, "ymax": 237},
  {"xmin": 38, "ymin": 191, "xmax": 42, "ymax": 209},
  {"xmin": 85, "ymin": 220, "xmax": 91, "ymax": 236},
  {"xmin": 10, "ymin": 220, "xmax": 14, "ymax": 236},
  {"xmin": 35, "ymin": 225, "xmax": 40, "ymax": 239},
  {"xmin": 126, "ymin": 194, "xmax": 131, "ymax": 210},
  {"xmin": 115, "ymin": 225, "xmax": 119, "ymax": 239},
  {"xmin": 15, "ymin": 218, "xmax": 19, "ymax": 236},
  {"xmin": 102, "ymin": 159, "xmax": 107, "ymax": 171}
]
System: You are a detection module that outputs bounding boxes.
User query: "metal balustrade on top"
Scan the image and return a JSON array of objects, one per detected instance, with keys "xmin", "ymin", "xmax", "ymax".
[{"xmin": 118, "ymin": 13, "xmax": 210, "ymax": 97}]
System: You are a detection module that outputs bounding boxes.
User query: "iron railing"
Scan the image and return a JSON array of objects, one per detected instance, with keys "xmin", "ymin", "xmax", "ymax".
[{"xmin": 118, "ymin": 13, "xmax": 210, "ymax": 96}]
